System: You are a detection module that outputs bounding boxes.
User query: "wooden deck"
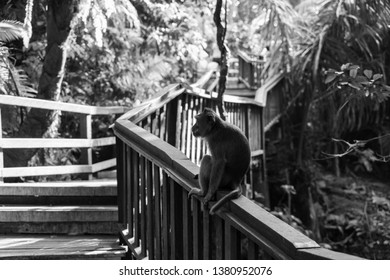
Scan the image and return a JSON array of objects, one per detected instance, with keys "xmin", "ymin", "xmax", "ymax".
[{"xmin": 0, "ymin": 235, "xmax": 126, "ymax": 259}]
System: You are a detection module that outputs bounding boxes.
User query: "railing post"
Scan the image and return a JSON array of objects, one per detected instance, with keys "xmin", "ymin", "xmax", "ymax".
[
  {"xmin": 0, "ymin": 107, "xmax": 3, "ymax": 182},
  {"xmin": 79, "ymin": 114, "xmax": 93, "ymax": 179},
  {"xmin": 116, "ymin": 137, "xmax": 125, "ymax": 225},
  {"xmin": 166, "ymin": 98, "xmax": 179, "ymax": 147}
]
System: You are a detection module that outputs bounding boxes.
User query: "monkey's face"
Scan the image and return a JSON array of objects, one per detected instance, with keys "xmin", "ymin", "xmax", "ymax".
[{"xmin": 192, "ymin": 110, "xmax": 215, "ymax": 138}]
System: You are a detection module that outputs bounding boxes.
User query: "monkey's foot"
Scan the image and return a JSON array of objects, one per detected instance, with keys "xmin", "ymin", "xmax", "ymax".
[{"xmin": 188, "ymin": 188, "xmax": 204, "ymax": 199}]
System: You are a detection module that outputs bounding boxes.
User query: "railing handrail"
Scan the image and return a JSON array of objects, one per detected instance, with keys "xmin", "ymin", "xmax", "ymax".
[
  {"xmin": 114, "ymin": 118, "xmax": 363, "ymax": 260},
  {"xmin": 0, "ymin": 94, "xmax": 128, "ymax": 115},
  {"xmin": 255, "ymin": 72, "xmax": 285, "ymax": 106},
  {"xmin": 237, "ymin": 49, "xmax": 265, "ymax": 64},
  {"xmin": 118, "ymin": 80, "xmax": 265, "ymax": 124},
  {"xmin": 0, "ymin": 95, "xmax": 127, "ymax": 180}
]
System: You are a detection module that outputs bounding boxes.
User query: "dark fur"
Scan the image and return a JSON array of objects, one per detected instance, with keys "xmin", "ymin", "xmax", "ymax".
[{"xmin": 188, "ymin": 108, "xmax": 251, "ymax": 214}]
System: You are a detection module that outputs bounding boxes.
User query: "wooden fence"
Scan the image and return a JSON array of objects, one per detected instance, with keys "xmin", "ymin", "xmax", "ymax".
[
  {"xmin": 0, "ymin": 95, "xmax": 127, "ymax": 181},
  {"xmin": 237, "ymin": 50, "xmax": 265, "ymax": 90},
  {"xmin": 117, "ymin": 83, "xmax": 268, "ymax": 204},
  {"xmin": 113, "ymin": 84, "xmax": 362, "ymax": 260}
]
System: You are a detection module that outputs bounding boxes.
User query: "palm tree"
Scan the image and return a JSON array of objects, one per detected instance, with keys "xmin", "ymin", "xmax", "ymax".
[{"xmin": 0, "ymin": 0, "xmax": 34, "ymax": 97}]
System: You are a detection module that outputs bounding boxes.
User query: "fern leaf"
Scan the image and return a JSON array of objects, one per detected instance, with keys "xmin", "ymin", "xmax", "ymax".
[{"xmin": 0, "ymin": 20, "xmax": 28, "ymax": 43}]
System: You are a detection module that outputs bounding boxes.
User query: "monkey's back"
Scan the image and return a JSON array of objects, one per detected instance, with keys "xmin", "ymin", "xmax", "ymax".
[{"xmin": 207, "ymin": 121, "xmax": 251, "ymax": 188}]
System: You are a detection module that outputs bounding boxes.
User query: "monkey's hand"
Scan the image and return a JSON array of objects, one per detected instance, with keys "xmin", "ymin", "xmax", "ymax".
[
  {"xmin": 188, "ymin": 188, "xmax": 205, "ymax": 199},
  {"xmin": 203, "ymin": 193, "xmax": 213, "ymax": 204}
]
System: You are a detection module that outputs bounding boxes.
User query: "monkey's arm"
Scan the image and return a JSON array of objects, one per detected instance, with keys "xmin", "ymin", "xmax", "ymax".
[{"xmin": 204, "ymin": 158, "xmax": 226, "ymax": 203}]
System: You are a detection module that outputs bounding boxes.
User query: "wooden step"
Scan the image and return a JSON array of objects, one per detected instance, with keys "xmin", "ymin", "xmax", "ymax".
[
  {"xmin": 0, "ymin": 179, "xmax": 117, "ymax": 205},
  {"xmin": 0, "ymin": 235, "xmax": 126, "ymax": 259},
  {"xmin": 0, "ymin": 205, "xmax": 117, "ymax": 222},
  {"xmin": 0, "ymin": 179, "xmax": 117, "ymax": 196},
  {"xmin": 0, "ymin": 206, "xmax": 118, "ymax": 234}
]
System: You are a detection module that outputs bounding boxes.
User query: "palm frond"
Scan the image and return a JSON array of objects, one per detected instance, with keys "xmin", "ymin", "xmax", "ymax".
[
  {"xmin": 0, "ymin": 20, "xmax": 28, "ymax": 43},
  {"xmin": 0, "ymin": 57, "xmax": 37, "ymax": 97}
]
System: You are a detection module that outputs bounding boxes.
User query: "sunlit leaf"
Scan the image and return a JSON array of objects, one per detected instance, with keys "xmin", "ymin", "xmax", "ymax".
[{"xmin": 363, "ymin": 69, "xmax": 373, "ymax": 79}]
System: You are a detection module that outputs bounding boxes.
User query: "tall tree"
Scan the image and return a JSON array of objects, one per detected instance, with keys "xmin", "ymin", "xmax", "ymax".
[
  {"xmin": 4, "ymin": 0, "xmax": 79, "ymax": 168},
  {"xmin": 214, "ymin": 0, "xmax": 228, "ymax": 120}
]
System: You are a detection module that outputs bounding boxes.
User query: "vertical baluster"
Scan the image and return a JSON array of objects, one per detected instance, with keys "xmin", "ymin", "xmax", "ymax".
[
  {"xmin": 162, "ymin": 173, "xmax": 170, "ymax": 259},
  {"xmin": 133, "ymin": 151, "xmax": 140, "ymax": 247},
  {"xmin": 182, "ymin": 188, "xmax": 192, "ymax": 259},
  {"xmin": 126, "ymin": 146, "xmax": 133, "ymax": 236},
  {"xmin": 170, "ymin": 179, "xmax": 183, "ymax": 259},
  {"xmin": 116, "ymin": 138, "xmax": 125, "ymax": 225},
  {"xmin": 166, "ymin": 98, "xmax": 178, "ymax": 146},
  {"xmin": 146, "ymin": 160, "xmax": 154, "ymax": 259},
  {"xmin": 79, "ymin": 114, "xmax": 92, "ymax": 179},
  {"xmin": 175, "ymin": 97, "xmax": 182, "ymax": 149},
  {"xmin": 186, "ymin": 96, "xmax": 193, "ymax": 159},
  {"xmin": 181, "ymin": 94, "xmax": 189, "ymax": 155},
  {"xmin": 140, "ymin": 156, "xmax": 147, "ymax": 257},
  {"xmin": 0, "ymin": 107, "xmax": 3, "ymax": 182},
  {"xmin": 192, "ymin": 198, "xmax": 202, "ymax": 259},
  {"xmin": 215, "ymin": 215, "xmax": 224, "ymax": 260},
  {"xmin": 224, "ymin": 222, "xmax": 239, "ymax": 259},
  {"xmin": 247, "ymin": 240, "xmax": 259, "ymax": 260},
  {"xmin": 203, "ymin": 207, "xmax": 210, "ymax": 259},
  {"xmin": 153, "ymin": 164, "xmax": 162, "ymax": 259}
]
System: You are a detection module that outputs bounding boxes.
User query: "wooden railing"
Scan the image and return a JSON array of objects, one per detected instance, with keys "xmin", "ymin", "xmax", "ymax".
[
  {"xmin": 117, "ymin": 83, "xmax": 268, "ymax": 204},
  {"xmin": 237, "ymin": 50, "xmax": 265, "ymax": 90},
  {"xmin": 113, "ymin": 84, "xmax": 362, "ymax": 260},
  {"xmin": 0, "ymin": 94, "xmax": 127, "ymax": 181}
]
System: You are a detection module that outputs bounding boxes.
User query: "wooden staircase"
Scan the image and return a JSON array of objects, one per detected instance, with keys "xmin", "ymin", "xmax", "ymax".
[{"xmin": 0, "ymin": 179, "xmax": 126, "ymax": 259}]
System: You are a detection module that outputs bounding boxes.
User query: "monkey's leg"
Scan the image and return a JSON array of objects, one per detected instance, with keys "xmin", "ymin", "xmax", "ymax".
[
  {"xmin": 204, "ymin": 158, "xmax": 225, "ymax": 203},
  {"xmin": 188, "ymin": 155, "xmax": 211, "ymax": 198}
]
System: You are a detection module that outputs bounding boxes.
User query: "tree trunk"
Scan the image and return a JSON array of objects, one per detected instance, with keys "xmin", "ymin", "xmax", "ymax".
[
  {"xmin": 214, "ymin": 0, "xmax": 228, "ymax": 120},
  {"xmin": 4, "ymin": 0, "xmax": 78, "ymax": 168}
]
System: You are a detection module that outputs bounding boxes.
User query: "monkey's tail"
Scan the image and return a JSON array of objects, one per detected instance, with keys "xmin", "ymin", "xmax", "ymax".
[{"xmin": 209, "ymin": 188, "xmax": 242, "ymax": 215}]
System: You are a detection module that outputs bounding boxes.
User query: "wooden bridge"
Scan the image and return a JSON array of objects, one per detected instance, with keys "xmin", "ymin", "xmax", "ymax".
[{"xmin": 0, "ymin": 52, "xmax": 361, "ymax": 259}]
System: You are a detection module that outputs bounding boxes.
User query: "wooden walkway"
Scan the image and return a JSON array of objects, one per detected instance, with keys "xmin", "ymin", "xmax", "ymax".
[
  {"xmin": 0, "ymin": 235, "xmax": 126, "ymax": 259},
  {"xmin": 0, "ymin": 179, "xmax": 123, "ymax": 259}
]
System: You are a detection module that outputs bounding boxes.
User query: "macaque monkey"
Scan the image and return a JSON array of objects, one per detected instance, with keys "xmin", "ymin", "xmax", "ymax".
[{"xmin": 188, "ymin": 108, "xmax": 251, "ymax": 214}]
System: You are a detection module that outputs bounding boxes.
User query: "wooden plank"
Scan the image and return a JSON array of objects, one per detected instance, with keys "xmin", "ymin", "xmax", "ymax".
[
  {"xmin": 215, "ymin": 215, "xmax": 224, "ymax": 260},
  {"xmin": 221, "ymin": 211, "xmax": 289, "ymax": 259},
  {"xmin": 0, "ymin": 206, "xmax": 117, "ymax": 222},
  {"xmin": 91, "ymin": 158, "xmax": 117, "ymax": 173},
  {"xmin": 192, "ymin": 198, "xmax": 201, "ymax": 260},
  {"xmin": 228, "ymin": 197, "xmax": 319, "ymax": 257},
  {"xmin": 203, "ymin": 207, "xmax": 210, "ymax": 259},
  {"xmin": 140, "ymin": 156, "xmax": 147, "ymax": 257},
  {"xmin": 170, "ymin": 180, "xmax": 183, "ymax": 260},
  {"xmin": 80, "ymin": 114, "xmax": 93, "ymax": 180},
  {"xmin": 0, "ymin": 235, "xmax": 125, "ymax": 260},
  {"xmin": 0, "ymin": 94, "xmax": 127, "ymax": 115},
  {"xmin": 224, "ymin": 222, "xmax": 238, "ymax": 259},
  {"xmin": 132, "ymin": 151, "xmax": 140, "ymax": 247},
  {"xmin": 182, "ymin": 188, "xmax": 192, "ymax": 260},
  {"xmin": 153, "ymin": 164, "xmax": 162, "ymax": 259},
  {"xmin": 0, "ymin": 107, "xmax": 3, "ymax": 182},
  {"xmin": 126, "ymin": 147, "xmax": 134, "ymax": 238},
  {"xmin": 0, "ymin": 137, "xmax": 116, "ymax": 149},
  {"xmin": 166, "ymin": 97, "xmax": 178, "ymax": 146},
  {"xmin": 247, "ymin": 239, "xmax": 258, "ymax": 259},
  {"xmin": 146, "ymin": 160, "xmax": 154, "ymax": 259},
  {"xmin": 297, "ymin": 248, "xmax": 364, "ymax": 260},
  {"xmin": 2, "ymin": 164, "xmax": 92, "ymax": 178},
  {"xmin": 161, "ymin": 173, "xmax": 169, "ymax": 259},
  {"xmin": 0, "ymin": 179, "xmax": 117, "ymax": 196}
]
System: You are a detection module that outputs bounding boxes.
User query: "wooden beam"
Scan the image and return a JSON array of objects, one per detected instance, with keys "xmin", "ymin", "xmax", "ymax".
[
  {"xmin": 0, "ymin": 137, "xmax": 116, "ymax": 149},
  {"xmin": 0, "ymin": 94, "xmax": 128, "ymax": 115}
]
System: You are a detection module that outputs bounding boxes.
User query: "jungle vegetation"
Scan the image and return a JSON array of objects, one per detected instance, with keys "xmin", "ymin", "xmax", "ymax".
[{"xmin": 1, "ymin": 0, "xmax": 390, "ymax": 259}]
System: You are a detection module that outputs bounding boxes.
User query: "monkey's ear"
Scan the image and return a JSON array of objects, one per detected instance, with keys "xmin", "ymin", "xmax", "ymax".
[
  {"xmin": 203, "ymin": 108, "xmax": 216, "ymax": 123},
  {"xmin": 206, "ymin": 114, "xmax": 216, "ymax": 124}
]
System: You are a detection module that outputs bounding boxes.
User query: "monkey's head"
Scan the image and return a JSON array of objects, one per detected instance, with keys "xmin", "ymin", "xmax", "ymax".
[{"xmin": 192, "ymin": 108, "xmax": 218, "ymax": 138}]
